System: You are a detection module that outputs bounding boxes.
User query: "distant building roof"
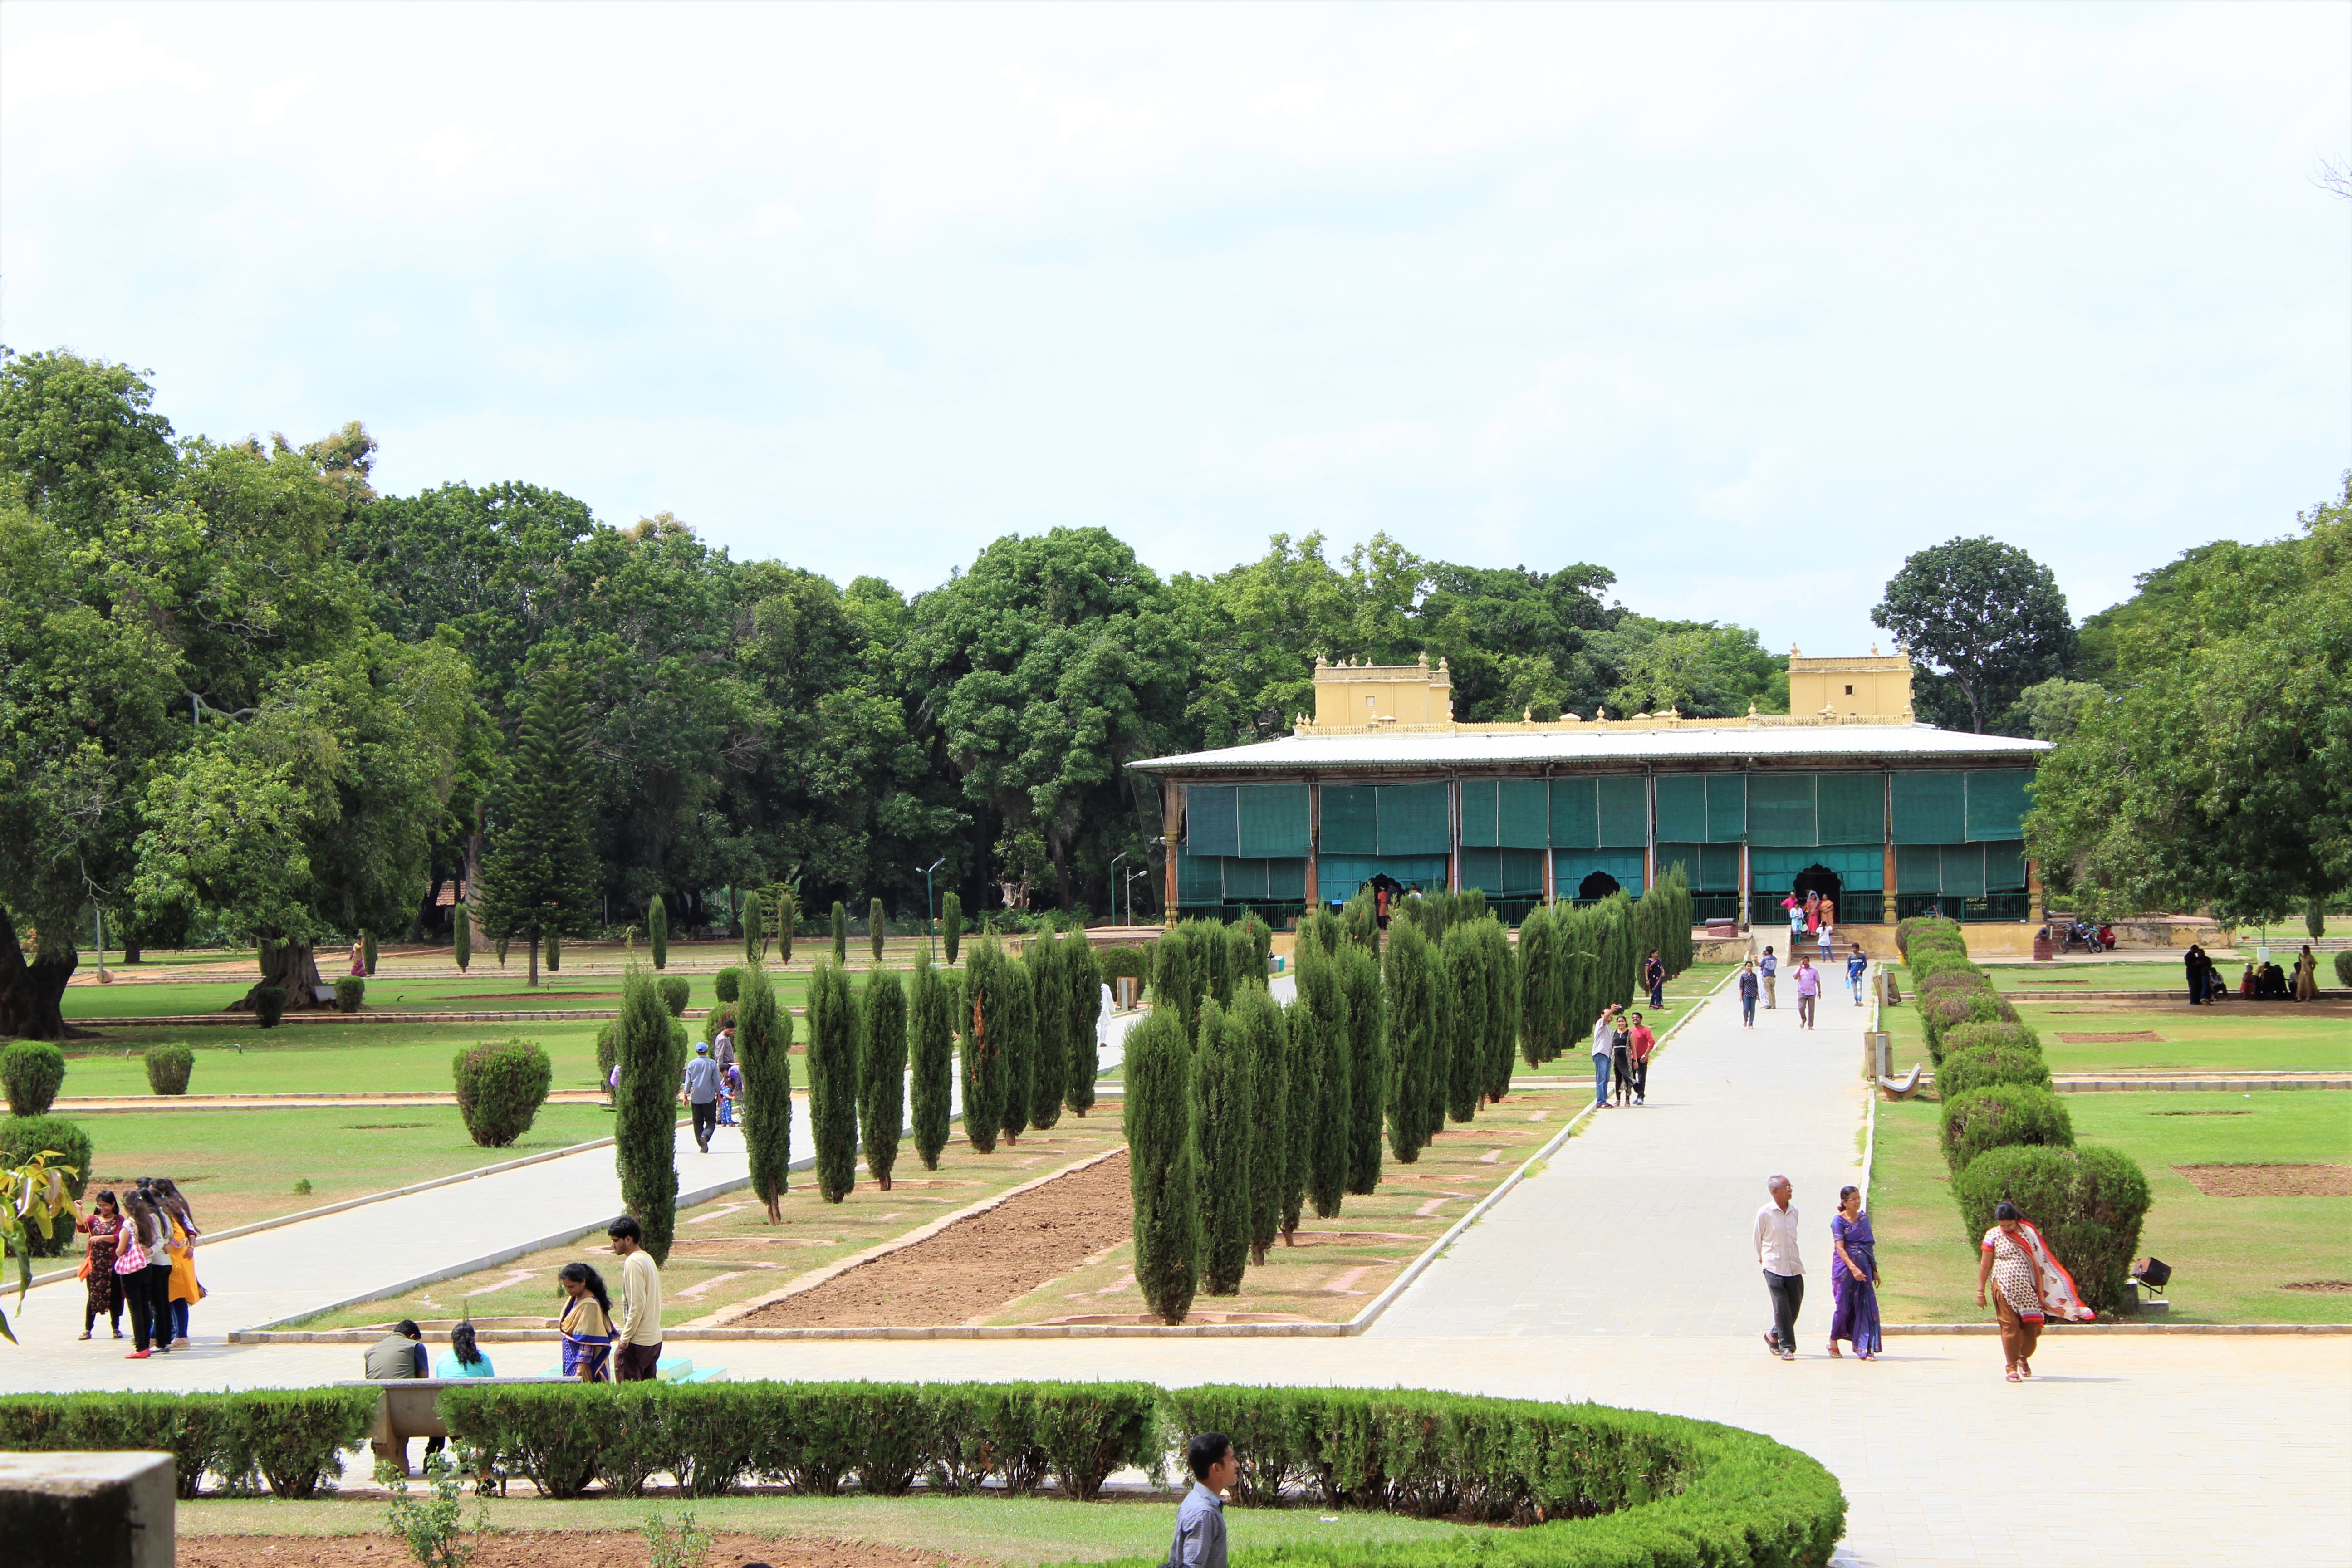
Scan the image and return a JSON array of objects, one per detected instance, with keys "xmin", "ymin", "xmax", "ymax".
[{"xmin": 1131, "ymin": 722, "xmax": 2049, "ymax": 778}]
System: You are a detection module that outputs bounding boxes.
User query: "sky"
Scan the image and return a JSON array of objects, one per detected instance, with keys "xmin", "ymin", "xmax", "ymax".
[{"xmin": 3, "ymin": 1, "xmax": 2346, "ymax": 655}]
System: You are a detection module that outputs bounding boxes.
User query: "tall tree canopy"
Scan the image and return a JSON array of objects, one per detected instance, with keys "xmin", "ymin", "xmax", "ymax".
[{"xmin": 1872, "ymin": 536, "xmax": 2076, "ymax": 733}]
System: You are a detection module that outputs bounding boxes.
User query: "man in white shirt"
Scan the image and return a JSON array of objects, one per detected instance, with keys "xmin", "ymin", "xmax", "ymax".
[
  {"xmin": 1589, "ymin": 1004, "xmax": 1622, "ymax": 1110},
  {"xmin": 1754, "ymin": 1175, "xmax": 1803, "ymax": 1360},
  {"xmin": 608, "ymin": 1216, "xmax": 664, "ymax": 1382}
]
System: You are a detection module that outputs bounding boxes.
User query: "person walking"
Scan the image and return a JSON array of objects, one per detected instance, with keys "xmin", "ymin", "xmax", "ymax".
[
  {"xmin": 1755, "ymin": 1176, "xmax": 1804, "ymax": 1361},
  {"xmin": 556, "ymin": 1262, "xmax": 615, "ymax": 1381},
  {"xmin": 1759, "ymin": 947, "xmax": 1778, "ymax": 1010},
  {"xmin": 434, "ymin": 1319, "xmax": 497, "ymax": 1379},
  {"xmin": 1589, "ymin": 1004, "xmax": 1622, "ymax": 1110},
  {"xmin": 1644, "ymin": 949, "xmax": 1666, "ymax": 1011},
  {"xmin": 1846, "ymin": 944, "xmax": 1869, "ymax": 1007},
  {"xmin": 75, "ymin": 1190, "xmax": 126, "ymax": 1340},
  {"xmin": 1794, "ymin": 957, "xmax": 1821, "ymax": 1029},
  {"xmin": 1165, "ymin": 1433, "xmax": 1236, "ymax": 1568},
  {"xmin": 1612, "ymin": 1014, "xmax": 1635, "ymax": 1107},
  {"xmin": 115, "ymin": 1189, "xmax": 173, "ymax": 1359},
  {"xmin": 1977, "ymin": 1200, "xmax": 2095, "ymax": 1382},
  {"xmin": 1827, "ymin": 1184, "xmax": 1881, "ymax": 1359},
  {"xmin": 1626, "ymin": 1011, "xmax": 1655, "ymax": 1105},
  {"xmin": 609, "ymin": 1217, "xmax": 664, "ymax": 1382},
  {"xmin": 1737, "ymin": 961, "xmax": 1760, "ymax": 1028},
  {"xmin": 682, "ymin": 1039, "xmax": 724, "ymax": 1153}
]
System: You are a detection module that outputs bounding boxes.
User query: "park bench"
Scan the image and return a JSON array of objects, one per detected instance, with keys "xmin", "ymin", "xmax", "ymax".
[
  {"xmin": 342, "ymin": 1377, "xmax": 571, "ymax": 1475},
  {"xmin": 1877, "ymin": 1064, "xmax": 1924, "ymax": 1100}
]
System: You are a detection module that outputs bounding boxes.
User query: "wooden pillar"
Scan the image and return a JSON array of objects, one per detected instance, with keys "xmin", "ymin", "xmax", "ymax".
[
  {"xmin": 1739, "ymin": 841, "xmax": 1751, "ymax": 931},
  {"xmin": 1162, "ymin": 781, "xmax": 1182, "ymax": 928},
  {"xmin": 1304, "ymin": 781, "xmax": 1320, "ymax": 908}
]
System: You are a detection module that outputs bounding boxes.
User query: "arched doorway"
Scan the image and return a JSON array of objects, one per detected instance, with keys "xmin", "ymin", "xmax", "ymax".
[
  {"xmin": 1788, "ymin": 863, "xmax": 1842, "ymax": 908},
  {"xmin": 1577, "ymin": 870, "xmax": 1623, "ymax": 901}
]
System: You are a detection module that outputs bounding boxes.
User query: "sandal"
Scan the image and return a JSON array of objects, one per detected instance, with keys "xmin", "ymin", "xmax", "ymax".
[
  {"xmin": 2018, "ymin": 1362, "xmax": 2032, "ymax": 1378},
  {"xmin": 2004, "ymin": 1367, "xmax": 2020, "ymax": 1383},
  {"xmin": 1826, "ymin": 1344, "xmax": 1842, "ymax": 1358}
]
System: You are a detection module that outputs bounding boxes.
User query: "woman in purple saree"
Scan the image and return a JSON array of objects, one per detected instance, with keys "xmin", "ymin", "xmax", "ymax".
[{"xmin": 1828, "ymin": 1184, "xmax": 1882, "ymax": 1359}]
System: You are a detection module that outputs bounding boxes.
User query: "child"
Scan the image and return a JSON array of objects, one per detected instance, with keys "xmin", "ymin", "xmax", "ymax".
[{"xmin": 718, "ymin": 1061, "xmax": 743, "ymax": 1126}]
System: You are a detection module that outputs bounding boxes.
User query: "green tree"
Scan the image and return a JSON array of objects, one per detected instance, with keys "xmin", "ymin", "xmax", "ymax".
[
  {"xmin": 452, "ymin": 902, "xmax": 472, "ymax": 972},
  {"xmin": 1477, "ymin": 917, "xmax": 1519, "ymax": 1103},
  {"xmin": 1872, "ymin": 537, "xmax": 2077, "ymax": 733},
  {"xmin": 959, "ymin": 940, "xmax": 1011, "ymax": 1152},
  {"xmin": 1149, "ymin": 923, "xmax": 1205, "ymax": 1037},
  {"xmin": 1441, "ymin": 922, "xmax": 1487, "ymax": 1124},
  {"xmin": 647, "ymin": 894, "xmax": 669, "ymax": 969},
  {"xmin": 613, "ymin": 965, "xmax": 678, "ymax": 1262},
  {"xmin": 1291, "ymin": 941, "xmax": 1349, "ymax": 1224},
  {"xmin": 1122, "ymin": 1008, "xmax": 1198, "ymax": 1324},
  {"xmin": 941, "ymin": 891, "xmax": 962, "ymax": 964},
  {"xmin": 472, "ymin": 666, "xmax": 599, "ymax": 988},
  {"xmin": 868, "ymin": 897, "xmax": 886, "ymax": 963},
  {"xmin": 997, "ymin": 954, "xmax": 1038, "ymax": 1145},
  {"xmin": 831, "ymin": 900, "xmax": 848, "ymax": 964},
  {"xmin": 1383, "ymin": 917, "xmax": 1441, "ymax": 1162},
  {"xmin": 805, "ymin": 961, "xmax": 860, "ymax": 1202},
  {"xmin": 1061, "ymin": 937, "xmax": 1105, "ymax": 1119},
  {"xmin": 1518, "ymin": 903, "xmax": 1563, "ymax": 1066},
  {"xmin": 1337, "ymin": 941, "xmax": 1385, "ymax": 1194},
  {"xmin": 2013, "ymin": 678, "xmax": 2109, "ymax": 744},
  {"xmin": 770, "ymin": 885, "xmax": 796, "ymax": 965},
  {"xmin": 907, "ymin": 954, "xmax": 955, "ymax": 1170},
  {"xmin": 1192, "ymin": 999, "xmax": 1252, "ymax": 1295},
  {"xmin": 859, "ymin": 970, "xmax": 906, "ymax": 1190},
  {"xmin": 1028, "ymin": 936, "xmax": 1070, "ymax": 1132},
  {"xmin": 736, "ymin": 960, "xmax": 792, "ymax": 1223}
]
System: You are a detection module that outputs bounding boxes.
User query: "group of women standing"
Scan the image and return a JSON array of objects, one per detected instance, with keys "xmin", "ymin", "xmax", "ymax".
[{"xmin": 74, "ymin": 1178, "xmax": 204, "ymax": 1358}]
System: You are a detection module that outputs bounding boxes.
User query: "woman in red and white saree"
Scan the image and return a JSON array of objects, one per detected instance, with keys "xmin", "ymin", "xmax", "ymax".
[{"xmin": 1975, "ymin": 1201, "xmax": 2095, "ymax": 1381}]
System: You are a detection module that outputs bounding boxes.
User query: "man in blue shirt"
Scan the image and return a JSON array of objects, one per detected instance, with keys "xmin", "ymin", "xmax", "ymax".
[
  {"xmin": 1846, "ymin": 944, "xmax": 1870, "ymax": 1007},
  {"xmin": 1759, "ymin": 947, "xmax": 1779, "ymax": 1010},
  {"xmin": 1164, "ymin": 1432, "xmax": 1236, "ymax": 1568}
]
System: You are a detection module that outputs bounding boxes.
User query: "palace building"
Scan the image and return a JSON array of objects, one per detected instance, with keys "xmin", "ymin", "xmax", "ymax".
[{"xmin": 1127, "ymin": 649, "xmax": 2048, "ymax": 932}]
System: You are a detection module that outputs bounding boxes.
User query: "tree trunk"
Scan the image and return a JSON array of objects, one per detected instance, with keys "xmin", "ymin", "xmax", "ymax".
[
  {"xmin": 527, "ymin": 936, "xmax": 540, "ymax": 988},
  {"xmin": 0, "ymin": 906, "xmax": 79, "ymax": 1040},
  {"xmin": 233, "ymin": 941, "xmax": 325, "ymax": 1011},
  {"xmin": 122, "ymin": 941, "xmax": 142, "ymax": 964}
]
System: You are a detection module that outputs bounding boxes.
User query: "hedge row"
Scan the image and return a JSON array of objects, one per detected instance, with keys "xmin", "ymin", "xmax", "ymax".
[
  {"xmin": 0, "ymin": 1387, "xmax": 376, "ymax": 1498},
  {"xmin": 0, "ymin": 1381, "xmax": 1846, "ymax": 1567}
]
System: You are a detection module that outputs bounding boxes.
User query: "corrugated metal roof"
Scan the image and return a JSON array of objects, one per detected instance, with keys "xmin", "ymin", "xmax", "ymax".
[{"xmin": 1130, "ymin": 723, "xmax": 2049, "ymax": 776}]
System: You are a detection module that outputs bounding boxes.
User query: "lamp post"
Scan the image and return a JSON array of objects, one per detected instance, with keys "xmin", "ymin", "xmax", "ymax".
[
  {"xmin": 919, "ymin": 858, "xmax": 946, "ymax": 963},
  {"xmin": 1107, "ymin": 851, "xmax": 1130, "ymax": 928},
  {"xmin": 1126, "ymin": 867, "xmax": 1152, "ymax": 927}
]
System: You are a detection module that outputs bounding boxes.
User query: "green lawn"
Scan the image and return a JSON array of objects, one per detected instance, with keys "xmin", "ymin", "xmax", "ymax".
[
  {"xmin": 64, "ymin": 971, "xmax": 819, "ymax": 1019},
  {"xmin": 180, "ymin": 1491, "xmax": 1494, "ymax": 1560},
  {"xmin": 39, "ymin": 1103, "xmax": 625, "ymax": 1251},
  {"xmin": 1868, "ymin": 1090, "xmax": 2352, "ymax": 1324},
  {"xmin": 1879, "ymin": 970, "xmax": 2352, "ymax": 1077},
  {"xmin": 1514, "ymin": 963, "xmax": 1738, "ymax": 1079},
  {"xmin": 1980, "ymin": 961, "xmax": 2204, "ymax": 993},
  {"xmin": 55, "ymin": 1021, "xmax": 617, "ymax": 1097}
]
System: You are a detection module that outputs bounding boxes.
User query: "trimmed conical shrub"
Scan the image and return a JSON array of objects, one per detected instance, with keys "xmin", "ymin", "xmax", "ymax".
[
  {"xmin": 942, "ymin": 891, "xmax": 962, "ymax": 964},
  {"xmin": 1149, "ymin": 923, "xmax": 1204, "ymax": 1038},
  {"xmin": 1474, "ymin": 916, "xmax": 1519, "ymax": 1103},
  {"xmin": 1338, "ymin": 941, "xmax": 1385, "ymax": 1195},
  {"xmin": 1062, "ymin": 937, "xmax": 1104, "ymax": 1119},
  {"xmin": 1339, "ymin": 891, "xmax": 1380, "ymax": 952},
  {"xmin": 1292, "ymin": 941, "xmax": 1349, "ymax": 1223},
  {"xmin": 743, "ymin": 894, "xmax": 763, "ymax": 963},
  {"xmin": 1517, "ymin": 902, "xmax": 1562, "ymax": 1066},
  {"xmin": 1384, "ymin": 916, "xmax": 1441, "ymax": 1162},
  {"xmin": 1240, "ymin": 911, "xmax": 1272, "ymax": 980},
  {"xmin": 363, "ymin": 931, "xmax": 378, "ymax": 976},
  {"xmin": 831, "ymin": 901, "xmax": 848, "ymax": 964},
  {"xmin": 614, "ymin": 965, "xmax": 679, "ymax": 1262},
  {"xmin": 870, "ymin": 898, "xmax": 886, "ymax": 963},
  {"xmin": 774, "ymin": 886, "xmax": 797, "ymax": 965},
  {"xmin": 648, "ymin": 895, "xmax": 669, "ymax": 970},
  {"xmin": 1441, "ymin": 922, "xmax": 1485, "ymax": 1124},
  {"xmin": 1193, "ymin": 999, "xmax": 1251, "ymax": 1295},
  {"xmin": 998, "ymin": 954, "xmax": 1038, "ymax": 1145},
  {"xmin": 959, "ymin": 940, "xmax": 1011, "ymax": 1152},
  {"xmin": 1123, "ymin": 1007, "xmax": 1198, "ymax": 1324},
  {"xmin": 1029, "ymin": 937, "xmax": 1070, "ymax": 1133},
  {"xmin": 1230, "ymin": 980, "xmax": 1295, "ymax": 1259},
  {"xmin": 860, "ymin": 970, "xmax": 907, "ymax": 1190},
  {"xmin": 1298, "ymin": 907, "xmax": 1341, "ymax": 959},
  {"xmin": 807, "ymin": 961, "xmax": 861, "ymax": 1202},
  {"xmin": 909, "ymin": 955, "xmax": 955, "ymax": 1170},
  {"xmin": 453, "ymin": 902, "xmax": 471, "ymax": 970},
  {"xmin": 737, "ymin": 961, "xmax": 792, "ymax": 1222}
]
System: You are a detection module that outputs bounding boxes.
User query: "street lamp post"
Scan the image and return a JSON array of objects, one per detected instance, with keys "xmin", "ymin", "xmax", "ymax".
[
  {"xmin": 919, "ymin": 858, "xmax": 946, "ymax": 963},
  {"xmin": 1126, "ymin": 868, "xmax": 1152, "ymax": 927}
]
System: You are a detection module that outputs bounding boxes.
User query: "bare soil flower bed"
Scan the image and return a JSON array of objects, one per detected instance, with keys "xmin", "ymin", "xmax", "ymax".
[{"xmin": 2173, "ymin": 1163, "xmax": 2352, "ymax": 1198}]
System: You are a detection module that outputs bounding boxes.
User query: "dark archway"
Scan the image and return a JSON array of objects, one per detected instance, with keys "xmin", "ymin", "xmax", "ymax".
[
  {"xmin": 1788, "ymin": 864, "xmax": 1842, "ymax": 907},
  {"xmin": 1577, "ymin": 871, "xmax": 1623, "ymax": 900}
]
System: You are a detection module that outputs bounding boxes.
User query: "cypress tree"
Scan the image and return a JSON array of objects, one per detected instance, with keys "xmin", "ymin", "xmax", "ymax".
[
  {"xmin": 1123, "ymin": 1008, "xmax": 1198, "ymax": 1325},
  {"xmin": 742, "ymin": 894, "xmax": 762, "ymax": 964},
  {"xmin": 1062, "ymin": 937, "xmax": 1104, "ymax": 1118},
  {"xmin": 869, "ymin": 897, "xmax": 887, "ymax": 963},
  {"xmin": 806, "ymin": 961, "xmax": 860, "ymax": 1201},
  {"xmin": 1482, "ymin": 917, "xmax": 1519, "ymax": 1103},
  {"xmin": 1030, "ymin": 936, "xmax": 1070, "ymax": 1131},
  {"xmin": 1338, "ymin": 941, "xmax": 1386, "ymax": 1194},
  {"xmin": 1193, "ymin": 999, "xmax": 1251, "ymax": 1295},
  {"xmin": 1292, "ymin": 942, "xmax": 1349, "ymax": 1224},
  {"xmin": 1224, "ymin": 922, "xmax": 1259, "ymax": 994},
  {"xmin": 1384, "ymin": 916, "xmax": 1439, "ymax": 1162},
  {"xmin": 1238, "ymin": 911, "xmax": 1272, "ymax": 980},
  {"xmin": 614, "ymin": 965, "xmax": 679, "ymax": 1262},
  {"xmin": 959, "ymin": 940, "xmax": 1010, "ymax": 1152},
  {"xmin": 774, "ymin": 886, "xmax": 797, "ymax": 965},
  {"xmin": 831, "ymin": 900, "xmax": 848, "ymax": 964},
  {"xmin": 453, "ymin": 903, "xmax": 471, "ymax": 971},
  {"xmin": 941, "ymin": 891, "xmax": 962, "ymax": 964},
  {"xmin": 362, "ymin": 931, "xmax": 378, "ymax": 975},
  {"xmin": 1517, "ymin": 903, "xmax": 1559, "ymax": 1067},
  {"xmin": 1298, "ymin": 907, "xmax": 1342, "ymax": 959},
  {"xmin": 860, "ymin": 970, "xmax": 907, "ymax": 1190},
  {"xmin": 475, "ymin": 666, "xmax": 598, "ymax": 989},
  {"xmin": 997, "ymin": 954, "xmax": 1037, "ymax": 1144},
  {"xmin": 737, "ymin": 961, "xmax": 793, "ymax": 1223},
  {"xmin": 1339, "ymin": 891, "xmax": 1381, "ymax": 952},
  {"xmin": 1234, "ymin": 981, "xmax": 1294, "ymax": 1260},
  {"xmin": 1149, "ymin": 924, "xmax": 1203, "ymax": 1038},
  {"xmin": 1607, "ymin": 892, "xmax": 1639, "ymax": 1008},
  {"xmin": 648, "ymin": 895, "xmax": 669, "ymax": 970},
  {"xmin": 1441, "ymin": 921, "xmax": 1485, "ymax": 1124},
  {"xmin": 908, "ymin": 955, "xmax": 954, "ymax": 1170}
]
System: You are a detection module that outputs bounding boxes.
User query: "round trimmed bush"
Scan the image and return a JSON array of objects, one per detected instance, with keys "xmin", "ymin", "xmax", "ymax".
[
  {"xmin": 713, "ymin": 968, "xmax": 743, "ymax": 1004},
  {"xmin": 144, "ymin": 1043, "xmax": 195, "ymax": 1096},
  {"xmin": 1937, "ymin": 1042, "xmax": 2052, "ymax": 1099},
  {"xmin": 1952, "ymin": 1142, "xmax": 2151, "ymax": 1313},
  {"xmin": 1940, "ymin": 1020, "xmax": 2041, "ymax": 1058},
  {"xmin": 1097, "ymin": 946, "xmax": 1146, "ymax": 981},
  {"xmin": 2335, "ymin": 950, "xmax": 2352, "ymax": 990},
  {"xmin": 1, "ymin": 1040, "xmax": 67, "ymax": 1115},
  {"xmin": 657, "ymin": 976, "xmax": 691, "ymax": 1018},
  {"xmin": 252, "ymin": 985, "xmax": 287, "ymax": 1028},
  {"xmin": 1920, "ymin": 988, "xmax": 2018, "ymax": 1063},
  {"xmin": 1940, "ymin": 1082, "xmax": 2072, "ymax": 1175},
  {"xmin": 453, "ymin": 1037, "xmax": 554, "ymax": 1148},
  {"xmin": 0, "ymin": 1115, "xmax": 92, "ymax": 1254},
  {"xmin": 1916, "ymin": 969, "xmax": 1994, "ymax": 1000},
  {"xmin": 332, "ymin": 976, "xmax": 364, "ymax": 1013}
]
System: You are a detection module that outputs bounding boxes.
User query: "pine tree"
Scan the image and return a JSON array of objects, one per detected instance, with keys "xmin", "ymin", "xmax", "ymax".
[
  {"xmin": 941, "ymin": 891, "xmax": 962, "ymax": 964},
  {"xmin": 1123, "ymin": 1007, "xmax": 1198, "ymax": 1324},
  {"xmin": 648, "ymin": 895, "xmax": 669, "ymax": 970},
  {"xmin": 742, "ymin": 893, "xmax": 762, "ymax": 964},
  {"xmin": 869, "ymin": 897, "xmax": 887, "ymax": 964},
  {"xmin": 959, "ymin": 940, "xmax": 1010, "ymax": 1152},
  {"xmin": 1192, "ymin": 1000, "xmax": 1251, "ymax": 1294},
  {"xmin": 908, "ymin": 954, "xmax": 954, "ymax": 1170},
  {"xmin": 831, "ymin": 901, "xmax": 848, "ymax": 964},
  {"xmin": 860, "ymin": 970, "xmax": 906, "ymax": 1190},
  {"xmin": 1384, "ymin": 916, "xmax": 1439, "ymax": 1162},
  {"xmin": 1029, "ymin": 936, "xmax": 1069, "ymax": 1132},
  {"xmin": 614, "ymin": 964, "xmax": 678, "ymax": 1261},
  {"xmin": 1063, "ymin": 937, "xmax": 1104, "ymax": 1118},
  {"xmin": 997, "ymin": 954, "xmax": 1037, "ymax": 1144},
  {"xmin": 474, "ymin": 666, "xmax": 599, "ymax": 989},
  {"xmin": 1291, "ymin": 942, "xmax": 1348, "ymax": 1224},
  {"xmin": 453, "ymin": 903, "xmax": 471, "ymax": 971},
  {"xmin": 1149, "ymin": 924, "xmax": 1203, "ymax": 1037},
  {"xmin": 1338, "ymin": 941, "xmax": 1385, "ymax": 1195},
  {"xmin": 737, "ymin": 961, "xmax": 793, "ymax": 1223},
  {"xmin": 806, "ymin": 961, "xmax": 860, "ymax": 1202},
  {"xmin": 773, "ymin": 885, "xmax": 797, "ymax": 965}
]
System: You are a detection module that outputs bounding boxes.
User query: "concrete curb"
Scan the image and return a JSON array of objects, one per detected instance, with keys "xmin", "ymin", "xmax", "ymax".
[{"xmin": 1883, "ymin": 1322, "xmax": 2352, "ymax": 1335}]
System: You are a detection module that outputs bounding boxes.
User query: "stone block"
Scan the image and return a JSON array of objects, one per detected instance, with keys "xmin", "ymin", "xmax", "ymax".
[{"xmin": 0, "ymin": 1450, "xmax": 175, "ymax": 1568}]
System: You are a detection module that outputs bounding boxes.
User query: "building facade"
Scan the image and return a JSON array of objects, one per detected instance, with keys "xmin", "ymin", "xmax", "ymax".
[{"xmin": 1128, "ymin": 651, "xmax": 2049, "ymax": 929}]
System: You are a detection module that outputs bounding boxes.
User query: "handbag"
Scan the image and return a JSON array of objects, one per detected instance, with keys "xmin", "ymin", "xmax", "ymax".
[{"xmin": 114, "ymin": 1234, "xmax": 150, "ymax": 1274}]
